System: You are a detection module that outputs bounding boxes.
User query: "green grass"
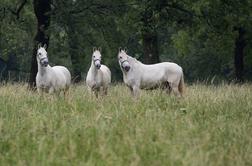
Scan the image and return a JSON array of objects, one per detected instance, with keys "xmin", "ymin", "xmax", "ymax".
[{"xmin": 0, "ymin": 83, "xmax": 251, "ymax": 166}]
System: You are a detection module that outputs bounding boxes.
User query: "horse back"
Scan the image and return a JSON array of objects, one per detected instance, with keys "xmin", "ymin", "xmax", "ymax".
[
  {"xmin": 52, "ymin": 66, "xmax": 71, "ymax": 85},
  {"xmin": 137, "ymin": 62, "xmax": 182, "ymax": 87}
]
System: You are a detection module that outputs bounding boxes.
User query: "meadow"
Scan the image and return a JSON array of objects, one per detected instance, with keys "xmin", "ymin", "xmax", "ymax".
[{"xmin": 0, "ymin": 83, "xmax": 251, "ymax": 166}]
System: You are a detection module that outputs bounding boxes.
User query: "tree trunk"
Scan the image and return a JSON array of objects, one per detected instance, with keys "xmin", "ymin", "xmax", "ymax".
[
  {"xmin": 69, "ymin": 34, "xmax": 82, "ymax": 83},
  {"xmin": 28, "ymin": 0, "xmax": 51, "ymax": 89},
  {"xmin": 68, "ymin": 20, "xmax": 82, "ymax": 83},
  {"xmin": 142, "ymin": 32, "xmax": 160, "ymax": 64},
  {"xmin": 234, "ymin": 27, "xmax": 246, "ymax": 82},
  {"xmin": 140, "ymin": 1, "xmax": 160, "ymax": 64}
]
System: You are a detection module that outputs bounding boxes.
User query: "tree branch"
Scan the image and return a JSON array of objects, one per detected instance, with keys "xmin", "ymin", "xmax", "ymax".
[
  {"xmin": 68, "ymin": 2, "xmax": 137, "ymax": 15},
  {"xmin": 0, "ymin": 8, "xmax": 6, "ymax": 20},
  {"xmin": 7, "ymin": 0, "xmax": 27, "ymax": 19},
  {"xmin": 165, "ymin": 2, "xmax": 201, "ymax": 18}
]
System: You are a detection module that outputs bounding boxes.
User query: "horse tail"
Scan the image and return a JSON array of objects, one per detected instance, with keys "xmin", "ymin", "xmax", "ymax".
[{"xmin": 178, "ymin": 73, "xmax": 185, "ymax": 96}]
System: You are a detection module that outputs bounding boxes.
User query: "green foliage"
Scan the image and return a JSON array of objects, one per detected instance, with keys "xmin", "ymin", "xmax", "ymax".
[
  {"xmin": 0, "ymin": 0, "xmax": 35, "ymax": 73},
  {"xmin": 0, "ymin": 84, "xmax": 251, "ymax": 165},
  {"xmin": 172, "ymin": 30, "xmax": 192, "ymax": 57},
  {"xmin": 1, "ymin": 0, "xmax": 252, "ymax": 81}
]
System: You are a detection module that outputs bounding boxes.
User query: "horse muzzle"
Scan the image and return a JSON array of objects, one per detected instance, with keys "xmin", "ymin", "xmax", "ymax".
[
  {"xmin": 120, "ymin": 60, "xmax": 130, "ymax": 72},
  {"xmin": 40, "ymin": 59, "xmax": 49, "ymax": 67},
  {"xmin": 94, "ymin": 59, "xmax": 101, "ymax": 69},
  {"xmin": 96, "ymin": 63, "xmax": 101, "ymax": 69},
  {"xmin": 123, "ymin": 65, "xmax": 130, "ymax": 72}
]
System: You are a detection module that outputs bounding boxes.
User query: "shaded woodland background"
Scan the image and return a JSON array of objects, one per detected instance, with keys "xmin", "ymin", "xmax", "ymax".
[{"xmin": 0, "ymin": 0, "xmax": 252, "ymax": 87}]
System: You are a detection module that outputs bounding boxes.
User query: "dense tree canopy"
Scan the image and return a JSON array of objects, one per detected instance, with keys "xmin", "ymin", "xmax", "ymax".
[{"xmin": 0, "ymin": 0, "xmax": 252, "ymax": 83}]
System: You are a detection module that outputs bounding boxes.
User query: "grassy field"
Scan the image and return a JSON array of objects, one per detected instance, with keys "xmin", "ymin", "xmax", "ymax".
[{"xmin": 0, "ymin": 83, "xmax": 251, "ymax": 166}]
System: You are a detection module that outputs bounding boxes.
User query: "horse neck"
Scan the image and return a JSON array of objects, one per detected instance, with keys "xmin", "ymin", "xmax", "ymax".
[
  {"xmin": 127, "ymin": 56, "xmax": 136, "ymax": 64},
  {"xmin": 90, "ymin": 60, "xmax": 98, "ymax": 76},
  {"xmin": 128, "ymin": 56, "xmax": 142, "ymax": 71},
  {"xmin": 37, "ymin": 62, "xmax": 51, "ymax": 76},
  {"xmin": 123, "ymin": 57, "xmax": 145, "ymax": 82}
]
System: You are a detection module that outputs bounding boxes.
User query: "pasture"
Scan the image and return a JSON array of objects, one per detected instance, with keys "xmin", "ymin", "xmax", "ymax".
[{"xmin": 0, "ymin": 83, "xmax": 251, "ymax": 165}]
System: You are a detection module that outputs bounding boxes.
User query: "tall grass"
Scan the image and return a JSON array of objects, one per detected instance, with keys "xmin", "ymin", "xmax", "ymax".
[{"xmin": 0, "ymin": 83, "xmax": 251, "ymax": 165}]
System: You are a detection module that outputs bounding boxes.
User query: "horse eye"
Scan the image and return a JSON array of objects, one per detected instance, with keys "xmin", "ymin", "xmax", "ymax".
[{"xmin": 120, "ymin": 56, "xmax": 122, "ymax": 59}]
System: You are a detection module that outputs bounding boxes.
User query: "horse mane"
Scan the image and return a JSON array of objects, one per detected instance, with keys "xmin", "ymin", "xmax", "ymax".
[{"xmin": 127, "ymin": 55, "xmax": 140, "ymax": 65}]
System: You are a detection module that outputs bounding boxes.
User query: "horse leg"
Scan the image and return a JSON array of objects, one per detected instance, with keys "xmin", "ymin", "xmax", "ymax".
[
  {"xmin": 37, "ymin": 87, "xmax": 42, "ymax": 94},
  {"xmin": 87, "ymin": 86, "xmax": 94, "ymax": 98},
  {"xmin": 87, "ymin": 87, "xmax": 92, "ymax": 95},
  {"xmin": 128, "ymin": 86, "xmax": 133, "ymax": 95},
  {"xmin": 64, "ymin": 87, "xmax": 69, "ymax": 99},
  {"xmin": 103, "ymin": 86, "xmax": 108, "ymax": 96},
  {"xmin": 56, "ymin": 91, "xmax": 61, "ymax": 97},
  {"xmin": 94, "ymin": 88, "xmax": 100, "ymax": 98},
  {"xmin": 171, "ymin": 83, "xmax": 181, "ymax": 97},
  {"xmin": 49, "ymin": 87, "xmax": 54, "ymax": 94},
  {"xmin": 166, "ymin": 82, "xmax": 172, "ymax": 95},
  {"xmin": 132, "ymin": 85, "xmax": 140, "ymax": 97},
  {"xmin": 37, "ymin": 87, "xmax": 46, "ymax": 98}
]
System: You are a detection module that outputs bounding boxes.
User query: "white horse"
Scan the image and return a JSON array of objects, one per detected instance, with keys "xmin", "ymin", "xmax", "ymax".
[
  {"xmin": 118, "ymin": 49, "xmax": 185, "ymax": 97},
  {"xmin": 36, "ymin": 44, "xmax": 71, "ymax": 95},
  {"xmin": 86, "ymin": 48, "xmax": 111, "ymax": 97}
]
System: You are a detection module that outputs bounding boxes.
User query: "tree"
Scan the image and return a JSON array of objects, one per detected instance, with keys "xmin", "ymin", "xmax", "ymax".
[
  {"xmin": 120, "ymin": 0, "xmax": 195, "ymax": 64},
  {"xmin": 0, "ymin": 0, "xmax": 34, "ymax": 82},
  {"xmin": 234, "ymin": 27, "xmax": 246, "ymax": 82},
  {"xmin": 140, "ymin": 1, "xmax": 161, "ymax": 64},
  {"xmin": 188, "ymin": 0, "xmax": 252, "ymax": 82},
  {"xmin": 1, "ymin": 0, "xmax": 252, "ymax": 83},
  {"xmin": 52, "ymin": 0, "xmax": 127, "ymax": 81},
  {"xmin": 29, "ymin": 0, "xmax": 51, "ymax": 88}
]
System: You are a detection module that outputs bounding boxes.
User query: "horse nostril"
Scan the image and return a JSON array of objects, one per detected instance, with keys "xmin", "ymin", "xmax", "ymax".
[
  {"xmin": 43, "ymin": 60, "xmax": 48, "ymax": 66},
  {"xmin": 124, "ymin": 66, "xmax": 130, "ymax": 72},
  {"xmin": 96, "ymin": 64, "xmax": 101, "ymax": 69}
]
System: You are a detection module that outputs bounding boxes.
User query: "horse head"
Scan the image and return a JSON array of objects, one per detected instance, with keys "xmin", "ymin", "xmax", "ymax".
[
  {"xmin": 37, "ymin": 44, "xmax": 49, "ymax": 67},
  {"xmin": 92, "ymin": 47, "xmax": 102, "ymax": 69},
  {"xmin": 118, "ymin": 49, "xmax": 130, "ymax": 72}
]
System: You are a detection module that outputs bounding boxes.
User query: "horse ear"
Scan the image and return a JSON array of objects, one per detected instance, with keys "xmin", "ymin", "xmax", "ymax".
[
  {"xmin": 93, "ymin": 47, "xmax": 97, "ymax": 52},
  {"xmin": 119, "ymin": 47, "xmax": 122, "ymax": 52},
  {"xmin": 98, "ymin": 47, "xmax": 102, "ymax": 52},
  {"xmin": 38, "ymin": 43, "xmax": 42, "ymax": 49},
  {"xmin": 43, "ymin": 44, "xmax": 47, "ymax": 50},
  {"xmin": 124, "ymin": 47, "xmax": 127, "ymax": 53}
]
